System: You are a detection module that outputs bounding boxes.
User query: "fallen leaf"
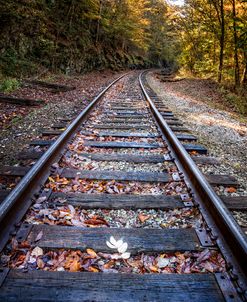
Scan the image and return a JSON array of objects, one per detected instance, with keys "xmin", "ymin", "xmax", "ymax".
[
  {"xmin": 86, "ymin": 249, "xmax": 98, "ymax": 258},
  {"xmin": 57, "ymin": 267, "xmax": 65, "ymax": 271},
  {"xmin": 121, "ymin": 252, "xmax": 131, "ymax": 259},
  {"xmin": 156, "ymin": 257, "xmax": 170, "ymax": 268},
  {"xmin": 71, "ymin": 219, "xmax": 85, "ymax": 227},
  {"xmin": 37, "ymin": 258, "xmax": 45, "ymax": 269},
  {"xmin": 103, "ymin": 260, "xmax": 115, "ymax": 269},
  {"xmin": 138, "ymin": 214, "xmax": 150, "ymax": 223},
  {"xmin": 84, "ymin": 216, "xmax": 109, "ymax": 226},
  {"xmin": 88, "ymin": 266, "xmax": 99, "ymax": 272},
  {"xmin": 226, "ymin": 187, "xmax": 237, "ymax": 193},
  {"xmin": 68, "ymin": 205, "xmax": 76, "ymax": 215},
  {"xmin": 118, "ymin": 242, "xmax": 128, "ymax": 254},
  {"xmin": 69, "ymin": 260, "xmax": 81, "ymax": 272},
  {"xmin": 35, "ymin": 231, "xmax": 43, "ymax": 242},
  {"xmin": 36, "ymin": 196, "xmax": 47, "ymax": 203},
  {"xmin": 149, "ymin": 265, "xmax": 158, "ymax": 272},
  {"xmin": 31, "ymin": 246, "xmax": 44, "ymax": 257},
  {"xmin": 48, "ymin": 177, "xmax": 55, "ymax": 183}
]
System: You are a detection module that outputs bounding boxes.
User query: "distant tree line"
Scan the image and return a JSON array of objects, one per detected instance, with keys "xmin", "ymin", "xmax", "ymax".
[{"xmin": 0, "ymin": 0, "xmax": 178, "ymax": 77}]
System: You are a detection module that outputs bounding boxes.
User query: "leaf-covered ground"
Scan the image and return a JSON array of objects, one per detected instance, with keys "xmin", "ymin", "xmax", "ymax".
[
  {"xmin": 0, "ymin": 70, "xmax": 122, "ymax": 166},
  {"xmin": 2, "ymin": 242, "xmax": 225, "ymax": 274}
]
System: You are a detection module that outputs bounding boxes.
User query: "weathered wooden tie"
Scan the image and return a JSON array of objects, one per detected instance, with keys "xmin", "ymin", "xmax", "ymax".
[
  {"xmin": 50, "ymin": 192, "xmax": 184, "ymax": 209},
  {"xmin": 98, "ymin": 131, "xmax": 159, "ymax": 138},
  {"xmin": 74, "ymin": 152, "xmax": 166, "ymax": 163},
  {"xmin": 29, "ymin": 140, "xmax": 55, "ymax": 146},
  {"xmin": 0, "ymin": 270, "xmax": 225, "ymax": 302},
  {"xmin": 60, "ymin": 168, "xmax": 170, "ymax": 182},
  {"xmin": 93, "ymin": 124, "xmax": 153, "ymax": 130},
  {"xmin": 183, "ymin": 144, "xmax": 207, "ymax": 154},
  {"xmin": 83, "ymin": 140, "xmax": 162, "ymax": 148},
  {"xmin": 23, "ymin": 224, "xmax": 201, "ymax": 252}
]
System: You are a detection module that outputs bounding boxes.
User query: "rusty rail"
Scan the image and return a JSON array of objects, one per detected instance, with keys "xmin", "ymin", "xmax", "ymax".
[
  {"xmin": 139, "ymin": 71, "xmax": 247, "ymax": 295},
  {"xmin": 0, "ymin": 73, "xmax": 127, "ymax": 251}
]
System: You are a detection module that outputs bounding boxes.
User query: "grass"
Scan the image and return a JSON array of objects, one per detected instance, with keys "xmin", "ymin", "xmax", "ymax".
[{"xmin": 0, "ymin": 78, "xmax": 21, "ymax": 93}]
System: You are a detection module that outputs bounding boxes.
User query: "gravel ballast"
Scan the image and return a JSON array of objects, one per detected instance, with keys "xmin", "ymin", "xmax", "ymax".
[{"xmin": 147, "ymin": 72, "xmax": 247, "ymax": 228}]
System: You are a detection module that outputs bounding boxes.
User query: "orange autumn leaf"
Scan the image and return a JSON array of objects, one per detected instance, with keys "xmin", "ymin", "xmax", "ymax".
[
  {"xmin": 149, "ymin": 265, "xmax": 158, "ymax": 272},
  {"xmin": 103, "ymin": 260, "xmax": 115, "ymax": 269},
  {"xmin": 84, "ymin": 216, "xmax": 109, "ymax": 226},
  {"xmin": 138, "ymin": 213, "xmax": 150, "ymax": 223},
  {"xmin": 86, "ymin": 249, "xmax": 98, "ymax": 258},
  {"xmin": 226, "ymin": 187, "xmax": 237, "ymax": 193},
  {"xmin": 88, "ymin": 266, "xmax": 99, "ymax": 272},
  {"xmin": 190, "ymin": 151, "xmax": 198, "ymax": 155},
  {"xmin": 69, "ymin": 260, "xmax": 81, "ymax": 272}
]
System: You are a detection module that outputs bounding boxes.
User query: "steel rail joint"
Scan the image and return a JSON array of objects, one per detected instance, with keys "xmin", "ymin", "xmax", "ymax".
[{"xmin": 139, "ymin": 71, "xmax": 247, "ymax": 291}]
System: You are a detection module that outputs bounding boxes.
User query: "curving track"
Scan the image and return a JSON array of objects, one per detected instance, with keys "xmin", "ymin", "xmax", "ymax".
[{"xmin": 0, "ymin": 71, "xmax": 246, "ymax": 301}]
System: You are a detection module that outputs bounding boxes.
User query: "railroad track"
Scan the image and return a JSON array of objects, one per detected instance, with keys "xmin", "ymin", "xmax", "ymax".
[{"xmin": 0, "ymin": 71, "xmax": 246, "ymax": 301}]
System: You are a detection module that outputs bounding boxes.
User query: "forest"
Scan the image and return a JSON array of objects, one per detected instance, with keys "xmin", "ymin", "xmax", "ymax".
[{"xmin": 0, "ymin": 0, "xmax": 246, "ymax": 105}]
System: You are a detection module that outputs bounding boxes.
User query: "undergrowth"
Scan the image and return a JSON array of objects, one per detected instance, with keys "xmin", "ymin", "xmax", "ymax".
[
  {"xmin": 219, "ymin": 86, "xmax": 247, "ymax": 116},
  {"xmin": 0, "ymin": 78, "xmax": 20, "ymax": 93}
]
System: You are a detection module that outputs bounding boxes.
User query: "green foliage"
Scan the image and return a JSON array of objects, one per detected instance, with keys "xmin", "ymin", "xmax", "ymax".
[
  {"xmin": 175, "ymin": 0, "xmax": 246, "ymax": 86},
  {"xmin": 223, "ymin": 88, "xmax": 247, "ymax": 115},
  {"xmin": 0, "ymin": 78, "xmax": 20, "ymax": 93},
  {"xmin": 0, "ymin": 0, "xmax": 175, "ymax": 76}
]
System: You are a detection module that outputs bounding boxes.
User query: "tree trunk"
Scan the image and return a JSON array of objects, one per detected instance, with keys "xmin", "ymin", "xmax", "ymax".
[
  {"xmin": 232, "ymin": 0, "xmax": 240, "ymax": 87},
  {"xmin": 96, "ymin": 0, "xmax": 102, "ymax": 44},
  {"xmin": 218, "ymin": 0, "xmax": 225, "ymax": 83},
  {"xmin": 242, "ymin": 55, "xmax": 247, "ymax": 85}
]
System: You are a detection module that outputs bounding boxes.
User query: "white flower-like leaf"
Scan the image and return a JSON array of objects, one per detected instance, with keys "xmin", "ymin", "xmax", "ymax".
[
  {"xmin": 106, "ymin": 236, "xmax": 124, "ymax": 249},
  {"xmin": 111, "ymin": 236, "xmax": 123, "ymax": 248},
  {"xmin": 106, "ymin": 240, "xmax": 116, "ymax": 249},
  {"xmin": 106, "ymin": 236, "xmax": 131, "ymax": 258},
  {"xmin": 118, "ymin": 242, "xmax": 128, "ymax": 254},
  {"xmin": 121, "ymin": 252, "xmax": 131, "ymax": 259}
]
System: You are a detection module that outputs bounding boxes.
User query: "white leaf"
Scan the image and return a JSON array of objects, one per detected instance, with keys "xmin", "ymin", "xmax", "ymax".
[
  {"xmin": 68, "ymin": 205, "xmax": 75, "ymax": 215},
  {"xmin": 115, "ymin": 239, "xmax": 124, "ymax": 248},
  {"xmin": 157, "ymin": 257, "xmax": 170, "ymax": 268},
  {"xmin": 111, "ymin": 253, "xmax": 122, "ymax": 260},
  {"xmin": 118, "ymin": 242, "xmax": 128, "ymax": 254},
  {"xmin": 31, "ymin": 246, "xmax": 44, "ymax": 257},
  {"xmin": 36, "ymin": 196, "xmax": 47, "ymax": 204},
  {"xmin": 106, "ymin": 240, "xmax": 116, "ymax": 249},
  {"xmin": 57, "ymin": 267, "xmax": 65, "ymax": 271},
  {"xmin": 121, "ymin": 252, "xmax": 131, "ymax": 259},
  {"xmin": 109, "ymin": 236, "xmax": 118, "ymax": 247}
]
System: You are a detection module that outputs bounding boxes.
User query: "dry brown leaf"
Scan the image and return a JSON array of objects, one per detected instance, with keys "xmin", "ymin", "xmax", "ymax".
[{"xmin": 84, "ymin": 216, "xmax": 109, "ymax": 226}]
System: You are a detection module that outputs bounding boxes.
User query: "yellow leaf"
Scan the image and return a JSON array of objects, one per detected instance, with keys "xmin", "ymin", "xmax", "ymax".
[
  {"xmin": 86, "ymin": 248, "xmax": 98, "ymax": 258},
  {"xmin": 149, "ymin": 265, "xmax": 158, "ymax": 272},
  {"xmin": 69, "ymin": 260, "xmax": 81, "ymax": 272},
  {"xmin": 88, "ymin": 266, "xmax": 99, "ymax": 272},
  {"xmin": 48, "ymin": 177, "xmax": 55, "ymax": 182}
]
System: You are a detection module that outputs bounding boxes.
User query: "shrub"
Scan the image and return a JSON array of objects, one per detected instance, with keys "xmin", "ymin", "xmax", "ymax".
[{"xmin": 0, "ymin": 78, "xmax": 20, "ymax": 93}]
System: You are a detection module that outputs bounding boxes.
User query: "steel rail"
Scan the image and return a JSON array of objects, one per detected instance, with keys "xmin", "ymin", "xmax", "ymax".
[
  {"xmin": 0, "ymin": 73, "xmax": 127, "ymax": 251},
  {"xmin": 139, "ymin": 71, "xmax": 247, "ymax": 294}
]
